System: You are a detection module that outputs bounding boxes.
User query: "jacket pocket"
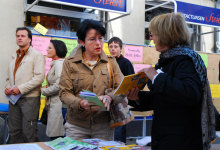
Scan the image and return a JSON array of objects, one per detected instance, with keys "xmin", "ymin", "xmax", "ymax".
[
  {"xmin": 78, "ymin": 74, "xmax": 90, "ymax": 90},
  {"xmin": 70, "ymin": 73, "xmax": 91, "ymax": 93},
  {"xmin": 70, "ymin": 74, "xmax": 79, "ymax": 93},
  {"xmin": 100, "ymin": 69, "xmax": 109, "ymax": 89}
]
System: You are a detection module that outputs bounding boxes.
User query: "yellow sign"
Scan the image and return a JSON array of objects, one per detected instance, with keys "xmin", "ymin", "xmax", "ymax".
[
  {"xmin": 103, "ymin": 42, "xmax": 110, "ymax": 55},
  {"xmin": 210, "ymin": 84, "xmax": 220, "ymax": 98},
  {"xmin": 34, "ymin": 23, "xmax": 48, "ymax": 35}
]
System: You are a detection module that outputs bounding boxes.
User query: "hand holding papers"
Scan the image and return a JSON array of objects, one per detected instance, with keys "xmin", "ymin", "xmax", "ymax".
[
  {"xmin": 6, "ymin": 86, "xmax": 22, "ymax": 105},
  {"xmin": 113, "ymin": 72, "xmax": 148, "ymax": 95},
  {"xmin": 79, "ymin": 90, "xmax": 106, "ymax": 110}
]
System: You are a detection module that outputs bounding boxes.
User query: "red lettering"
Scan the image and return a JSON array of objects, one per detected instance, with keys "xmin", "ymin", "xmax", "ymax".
[
  {"xmin": 217, "ymin": 18, "xmax": 220, "ymax": 24},
  {"xmin": 118, "ymin": 0, "xmax": 123, "ymax": 7},
  {"xmin": 206, "ymin": 13, "xmax": 213, "ymax": 23},
  {"xmin": 94, "ymin": 0, "xmax": 102, "ymax": 4},
  {"xmin": 212, "ymin": 16, "xmax": 215, "ymax": 22},
  {"xmin": 206, "ymin": 13, "xmax": 220, "ymax": 24},
  {"xmin": 94, "ymin": 0, "xmax": 123, "ymax": 8},
  {"xmin": 110, "ymin": 0, "xmax": 118, "ymax": 7},
  {"xmin": 103, "ymin": 0, "xmax": 111, "ymax": 5}
]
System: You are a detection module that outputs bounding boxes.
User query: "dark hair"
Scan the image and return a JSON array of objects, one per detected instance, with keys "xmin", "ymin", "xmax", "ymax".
[
  {"xmin": 50, "ymin": 40, "xmax": 67, "ymax": 58},
  {"xmin": 77, "ymin": 19, "xmax": 106, "ymax": 42},
  {"xmin": 108, "ymin": 37, "xmax": 123, "ymax": 48},
  {"xmin": 16, "ymin": 27, "xmax": 32, "ymax": 45}
]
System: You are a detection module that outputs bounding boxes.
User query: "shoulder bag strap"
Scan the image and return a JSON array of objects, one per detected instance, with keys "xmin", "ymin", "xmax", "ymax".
[{"xmin": 107, "ymin": 57, "xmax": 114, "ymax": 89}]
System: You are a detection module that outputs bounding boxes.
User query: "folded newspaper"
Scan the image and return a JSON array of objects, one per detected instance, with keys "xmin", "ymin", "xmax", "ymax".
[{"xmin": 79, "ymin": 90, "xmax": 106, "ymax": 110}]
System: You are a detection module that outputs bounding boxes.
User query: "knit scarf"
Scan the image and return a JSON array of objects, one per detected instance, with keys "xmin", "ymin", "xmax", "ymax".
[{"xmin": 159, "ymin": 46, "xmax": 216, "ymax": 150}]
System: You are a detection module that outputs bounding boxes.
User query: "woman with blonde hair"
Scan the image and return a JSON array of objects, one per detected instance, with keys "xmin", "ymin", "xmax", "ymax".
[{"xmin": 127, "ymin": 12, "xmax": 215, "ymax": 150}]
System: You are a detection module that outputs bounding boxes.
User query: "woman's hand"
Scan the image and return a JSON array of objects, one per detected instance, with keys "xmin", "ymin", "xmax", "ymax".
[
  {"xmin": 139, "ymin": 65, "xmax": 157, "ymax": 80},
  {"xmin": 79, "ymin": 99, "xmax": 101, "ymax": 112},
  {"xmin": 99, "ymin": 95, "xmax": 112, "ymax": 111},
  {"xmin": 126, "ymin": 87, "xmax": 139, "ymax": 101}
]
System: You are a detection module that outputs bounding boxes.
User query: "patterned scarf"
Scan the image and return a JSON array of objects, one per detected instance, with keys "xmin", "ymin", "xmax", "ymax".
[{"xmin": 159, "ymin": 46, "xmax": 216, "ymax": 150}]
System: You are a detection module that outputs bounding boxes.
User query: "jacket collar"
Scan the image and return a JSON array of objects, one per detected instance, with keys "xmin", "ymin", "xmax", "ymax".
[
  {"xmin": 51, "ymin": 58, "xmax": 64, "ymax": 67},
  {"xmin": 16, "ymin": 46, "xmax": 29, "ymax": 56},
  {"xmin": 12, "ymin": 46, "xmax": 33, "ymax": 59},
  {"xmin": 68, "ymin": 46, "xmax": 108, "ymax": 63}
]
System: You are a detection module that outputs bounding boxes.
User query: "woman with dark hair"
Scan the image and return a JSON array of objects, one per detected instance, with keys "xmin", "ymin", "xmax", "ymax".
[
  {"xmin": 41, "ymin": 40, "xmax": 67, "ymax": 140},
  {"xmin": 127, "ymin": 13, "xmax": 216, "ymax": 150},
  {"xmin": 59, "ymin": 19, "xmax": 124, "ymax": 140}
]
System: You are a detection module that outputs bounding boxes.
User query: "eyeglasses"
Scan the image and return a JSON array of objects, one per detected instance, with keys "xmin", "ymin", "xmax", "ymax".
[
  {"xmin": 87, "ymin": 37, "xmax": 104, "ymax": 43},
  {"xmin": 149, "ymin": 32, "xmax": 157, "ymax": 38},
  {"xmin": 149, "ymin": 32, "xmax": 153, "ymax": 38}
]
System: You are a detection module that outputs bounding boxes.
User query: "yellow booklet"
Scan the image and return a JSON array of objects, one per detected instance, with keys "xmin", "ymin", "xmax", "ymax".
[
  {"xmin": 113, "ymin": 72, "xmax": 148, "ymax": 95},
  {"xmin": 101, "ymin": 144, "xmax": 147, "ymax": 150}
]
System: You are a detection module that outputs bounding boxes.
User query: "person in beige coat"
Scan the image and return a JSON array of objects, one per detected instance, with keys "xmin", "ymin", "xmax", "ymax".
[
  {"xmin": 41, "ymin": 40, "xmax": 67, "ymax": 140},
  {"xmin": 59, "ymin": 19, "xmax": 125, "ymax": 141},
  {"xmin": 5, "ymin": 27, "xmax": 45, "ymax": 143}
]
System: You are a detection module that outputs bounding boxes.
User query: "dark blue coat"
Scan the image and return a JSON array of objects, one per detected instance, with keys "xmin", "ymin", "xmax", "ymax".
[{"xmin": 131, "ymin": 55, "xmax": 203, "ymax": 150}]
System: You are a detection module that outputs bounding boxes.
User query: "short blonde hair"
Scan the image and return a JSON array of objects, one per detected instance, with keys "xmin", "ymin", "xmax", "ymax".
[{"xmin": 149, "ymin": 12, "xmax": 191, "ymax": 48}]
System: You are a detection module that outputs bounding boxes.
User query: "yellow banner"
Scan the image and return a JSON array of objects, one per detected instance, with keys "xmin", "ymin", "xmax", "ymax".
[{"xmin": 210, "ymin": 84, "xmax": 220, "ymax": 98}]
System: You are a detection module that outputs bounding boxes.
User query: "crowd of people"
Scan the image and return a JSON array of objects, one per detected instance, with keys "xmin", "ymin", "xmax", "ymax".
[{"xmin": 4, "ymin": 12, "xmax": 217, "ymax": 150}]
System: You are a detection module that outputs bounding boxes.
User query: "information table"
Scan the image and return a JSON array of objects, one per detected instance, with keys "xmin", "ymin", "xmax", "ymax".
[{"xmin": 0, "ymin": 142, "xmax": 51, "ymax": 150}]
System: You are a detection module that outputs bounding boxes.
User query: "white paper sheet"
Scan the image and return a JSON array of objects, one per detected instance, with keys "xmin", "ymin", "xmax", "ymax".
[
  {"xmin": 6, "ymin": 94, "xmax": 21, "ymax": 105},
  {"xmin": 0, "ymin": 144, "xmax": 43, "ymax": 150}
]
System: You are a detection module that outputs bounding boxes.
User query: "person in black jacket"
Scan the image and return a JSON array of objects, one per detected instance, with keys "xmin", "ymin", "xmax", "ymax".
[
  {"xmin": 127, "ymin": 13, "xmax": 215, "ymax": 150},
  {"xmin": 108, "ymin": 37, "xmax": 135, "ymax": 143},
  {"xmin": 108, "ymin": 37, "xmax": 135, "ymax": 76}
]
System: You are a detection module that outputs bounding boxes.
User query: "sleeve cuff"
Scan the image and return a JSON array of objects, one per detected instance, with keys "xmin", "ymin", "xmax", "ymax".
[{"xmin": 152, "ymin": 69, "xmax": 164, "ymax": 84}]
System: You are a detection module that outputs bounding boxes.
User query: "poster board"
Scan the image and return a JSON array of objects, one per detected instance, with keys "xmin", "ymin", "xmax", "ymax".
[
  {"xmin": 32, "ymin": 34, "xmax": 220, "ymax": 115},
  {"xmin": 32, "ymin": 35, "xmax": 79, "ymax": 118}
]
